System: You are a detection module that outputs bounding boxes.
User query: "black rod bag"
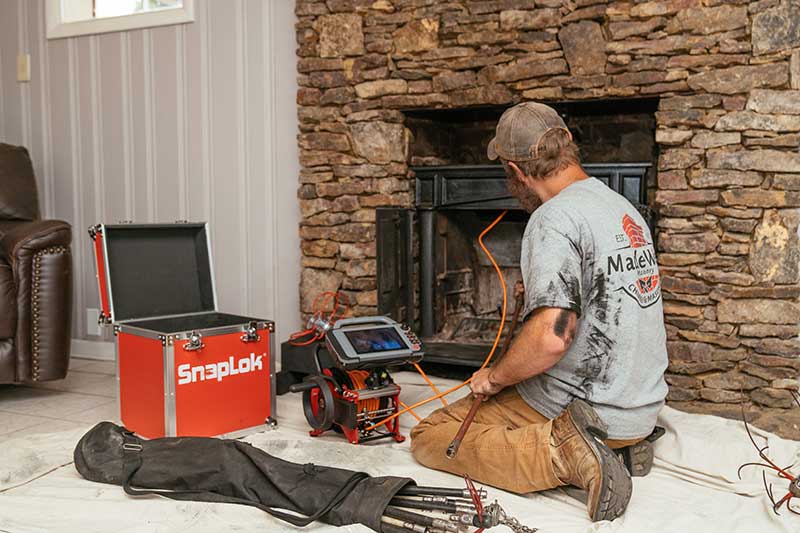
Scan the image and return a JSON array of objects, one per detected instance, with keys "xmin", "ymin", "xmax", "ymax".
[{"xmin": 74, "ymin": 422, "xmax": 413, "ymax": 531}]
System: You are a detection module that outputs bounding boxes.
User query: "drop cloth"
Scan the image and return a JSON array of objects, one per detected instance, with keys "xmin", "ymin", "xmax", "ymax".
[{"xmin": 1, "ymin": 372, "xmax": 797, "ymax": 533}]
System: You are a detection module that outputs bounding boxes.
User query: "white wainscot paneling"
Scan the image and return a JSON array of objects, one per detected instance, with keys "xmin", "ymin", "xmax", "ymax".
[{"xmin": 0, "ymin": 0, "xmax": 301, "ymax": 347}]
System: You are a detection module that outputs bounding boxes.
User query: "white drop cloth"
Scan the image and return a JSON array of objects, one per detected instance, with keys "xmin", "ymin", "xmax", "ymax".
[{"xmin": 1, "ymin": 371, "xmax": 798, "ymax": 532}]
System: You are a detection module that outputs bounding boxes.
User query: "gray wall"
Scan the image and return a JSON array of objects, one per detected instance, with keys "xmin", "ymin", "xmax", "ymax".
[{"xmin": 0, "ymin": 0, "xmax": 301, "ymax": 345}]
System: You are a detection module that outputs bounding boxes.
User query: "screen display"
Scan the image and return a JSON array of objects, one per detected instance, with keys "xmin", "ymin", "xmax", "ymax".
[{"xmin": 343, "ymin": 327, "xmax": 407, "ymax": 355}]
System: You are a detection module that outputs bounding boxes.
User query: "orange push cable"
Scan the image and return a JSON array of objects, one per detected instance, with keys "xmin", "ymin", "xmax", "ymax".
[
  {"xmin": 399, "ymin": 400, "xmax": 422, "ymax": 422},
  {"xmin": 365, "ymin": 210, "xmax": 509, "ymax": 432},
  {"xmin": 348, "ymin": 370, "xmax": 380, "ymax": 413},
  {"xmin": 413, "ymin": 362, "xmax": 448, "ymax": 407}
]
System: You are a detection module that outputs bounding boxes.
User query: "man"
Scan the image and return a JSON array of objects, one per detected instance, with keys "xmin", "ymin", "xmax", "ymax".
[{"xmin": 410, "ymin": 102, "xmax": 668, "ymax": 522}]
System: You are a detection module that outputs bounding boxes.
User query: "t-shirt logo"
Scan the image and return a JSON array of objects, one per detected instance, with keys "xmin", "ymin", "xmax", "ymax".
[
  {"xmin": 622, "ymin": 214, "xmax": 647, "ymax": 248},
  {"xmin": 607, "ymin": 214, "xmax": 661, "ymax": 308}
]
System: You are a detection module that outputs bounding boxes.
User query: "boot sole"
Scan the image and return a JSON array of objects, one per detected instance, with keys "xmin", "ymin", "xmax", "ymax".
[
  {"xmin": 617, "ymin": 426, "xmax": 664, "ymax": 477},
  {"xmin": 617, "ymin": 440, "xmax": 654, "ymax": 477},
  {"xmin": 566, "ymin": 400, "xmax": 633, "ymax": 522}
]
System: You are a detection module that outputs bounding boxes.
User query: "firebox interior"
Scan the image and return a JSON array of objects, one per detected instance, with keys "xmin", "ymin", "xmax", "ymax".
[{"xmin": 406, "ymin": 98, "xmax": 659, "ymax": 170}]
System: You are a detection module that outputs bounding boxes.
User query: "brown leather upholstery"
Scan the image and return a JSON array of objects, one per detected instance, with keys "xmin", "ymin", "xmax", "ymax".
[
  {"xmin": 0, "ymin": 143, "xmax": 40, "ymax": 221},
  {"xmin": 0, "ymin": 144, "xmax": 72, "ymax": 383},
  {"xmin": 0, "ymin": 261, "xmax": 15, "ymax": 339}
]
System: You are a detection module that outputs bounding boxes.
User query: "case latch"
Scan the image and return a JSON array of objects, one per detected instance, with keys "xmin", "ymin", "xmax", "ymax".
[
  {"xmin": 241, "ymin": 322, "xmax": 260, "ymax": 343},
  {"xmin": 183, "ymin": 331, "xmax": 204, "ymax": 352}
]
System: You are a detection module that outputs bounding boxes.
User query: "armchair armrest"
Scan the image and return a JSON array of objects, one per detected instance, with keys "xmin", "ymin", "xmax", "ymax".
[
  {"xmin": 0, "ymin": 219, "xmax": 71, "ymax": 265},
  {"xmin": 0, "ymin": 219, "xmax": 72, "ymax": 382}
]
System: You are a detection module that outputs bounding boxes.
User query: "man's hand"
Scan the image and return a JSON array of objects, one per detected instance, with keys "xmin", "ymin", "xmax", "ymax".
[{"xmin": 469, "ymin": 368, "xmax": 504, "ymax": 398}]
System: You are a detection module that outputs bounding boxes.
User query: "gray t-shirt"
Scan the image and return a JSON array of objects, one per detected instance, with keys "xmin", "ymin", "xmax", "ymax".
[{"xmin": 516, "ymin": 177, "xmax": 668, "ymax": 440}]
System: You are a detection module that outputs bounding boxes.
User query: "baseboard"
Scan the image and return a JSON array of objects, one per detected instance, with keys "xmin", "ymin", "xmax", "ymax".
[{"xmin": 71, "ymin": 338, "xmax": 114, "ymax": 361}]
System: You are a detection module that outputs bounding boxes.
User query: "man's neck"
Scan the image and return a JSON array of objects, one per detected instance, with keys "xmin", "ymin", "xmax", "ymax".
[{"xmin": 537, "ymin": 164, "xmax": 589, "ymax": 203}]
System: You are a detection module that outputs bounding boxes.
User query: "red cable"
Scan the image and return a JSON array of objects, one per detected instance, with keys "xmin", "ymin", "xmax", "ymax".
[
  {"xmin": 288, "ymin": 291, "xmax": 351, "ymax": 346},
  {"xmin": 464, "ymin": 475, "xmax": 485, "ymax": 533},
  {"xmin": 287, "ymin": 331, "xmax": 324, "ymax": 346}
]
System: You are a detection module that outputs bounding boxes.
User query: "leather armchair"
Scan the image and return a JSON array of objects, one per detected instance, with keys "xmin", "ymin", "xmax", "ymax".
[{"xmin": 0, "ymin": 143, "xmax": 72, "ymax": 383}]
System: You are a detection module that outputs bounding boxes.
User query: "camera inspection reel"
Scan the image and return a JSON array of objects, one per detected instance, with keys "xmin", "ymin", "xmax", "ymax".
[{"xmin": 288, "ymin": 316, "xmax": 424, "ymax": 445}]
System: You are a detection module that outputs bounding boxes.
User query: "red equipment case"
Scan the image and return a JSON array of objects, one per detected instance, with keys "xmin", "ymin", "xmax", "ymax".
[{"xmin": 89, "ymin": 223, "xmax": 276, "ymax": 439}]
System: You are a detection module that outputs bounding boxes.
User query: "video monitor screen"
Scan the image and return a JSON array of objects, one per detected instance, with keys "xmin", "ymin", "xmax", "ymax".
[{"xmin": 344, "ymin": 327, "xmax": 406, "ymax": 355}]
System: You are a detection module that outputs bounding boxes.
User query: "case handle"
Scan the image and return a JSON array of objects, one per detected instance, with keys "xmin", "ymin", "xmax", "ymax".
[{"xmin": 182, "ymin": 331, "xmax": 204, "ymax": 352}]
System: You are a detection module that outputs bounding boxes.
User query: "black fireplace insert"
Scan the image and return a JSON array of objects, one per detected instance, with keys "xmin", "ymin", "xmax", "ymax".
[{"xmin": 376, "ymin": 163, "xmax": 653, "ymax": 367}]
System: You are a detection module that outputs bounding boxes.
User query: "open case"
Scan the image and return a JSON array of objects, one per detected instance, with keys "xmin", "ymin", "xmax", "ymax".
[{"xmin": 89, "ymin": 223, "xmax": 275, "ymax": 438}]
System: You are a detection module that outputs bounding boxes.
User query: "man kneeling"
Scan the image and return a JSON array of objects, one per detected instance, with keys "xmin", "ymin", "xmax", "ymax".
[{"xmin": 410, "ymin": 102, "xmax": 669, "ymax": 522}]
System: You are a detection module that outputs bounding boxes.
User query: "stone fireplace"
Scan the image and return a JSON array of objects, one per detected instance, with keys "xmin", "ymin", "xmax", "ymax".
[{"xmin": 295, "ymin": 0, "xmax": 800, "ymax": 436}]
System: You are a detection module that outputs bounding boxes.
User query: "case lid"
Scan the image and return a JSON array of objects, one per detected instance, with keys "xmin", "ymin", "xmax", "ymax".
[{"xmin": 99, "ymin": 223, "xmax": 217, "ymax": 322}]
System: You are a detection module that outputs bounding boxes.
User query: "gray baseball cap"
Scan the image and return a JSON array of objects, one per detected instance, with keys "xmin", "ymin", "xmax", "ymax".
[{"xmin": 487, "ymin": 102, "xmax": 571, "ymax": 162}]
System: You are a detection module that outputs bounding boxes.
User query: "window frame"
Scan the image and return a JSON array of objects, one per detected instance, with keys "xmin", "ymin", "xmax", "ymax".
[{"xmin": 46, "ymin": 0, "xmax": 194, "ymax": 40}]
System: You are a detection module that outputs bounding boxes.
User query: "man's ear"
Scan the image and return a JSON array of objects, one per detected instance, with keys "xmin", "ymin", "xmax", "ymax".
[{"xmin": 508, "ymin": 161, "xmax": 533, "ymax": 186}]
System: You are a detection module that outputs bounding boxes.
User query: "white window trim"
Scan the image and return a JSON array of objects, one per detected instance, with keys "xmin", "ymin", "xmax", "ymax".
[{"xmin": 46, "ymin": 0, "xmax": 194, "ymax": 39}]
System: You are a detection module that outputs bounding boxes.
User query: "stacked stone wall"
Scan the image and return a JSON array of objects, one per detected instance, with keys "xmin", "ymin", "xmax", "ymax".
[{"xmin": 295, "ymin": 0, "xmax": 800, "ymax": 437}]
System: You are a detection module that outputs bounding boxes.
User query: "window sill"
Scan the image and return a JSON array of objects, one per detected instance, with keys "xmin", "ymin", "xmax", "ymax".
[{"xmin": 46, "ymin": 1, "xmax": 194, "ymax": 40}]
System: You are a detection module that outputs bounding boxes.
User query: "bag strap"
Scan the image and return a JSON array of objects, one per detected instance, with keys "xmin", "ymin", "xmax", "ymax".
[{"xmin": 120, "ymin": 434, "xmax": 368, "ymax": 527}]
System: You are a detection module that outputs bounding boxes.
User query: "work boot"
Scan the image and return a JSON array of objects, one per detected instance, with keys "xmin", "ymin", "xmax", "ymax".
[
  {"xmin": 550, "ymin": 400, "xmax": 632, "ymax": 522},
  {"xmin": 616, "ymin": 426, "xmax": 664, "ymax": 477}
]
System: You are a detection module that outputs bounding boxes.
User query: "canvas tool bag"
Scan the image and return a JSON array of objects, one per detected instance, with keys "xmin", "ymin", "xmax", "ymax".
[{"xmin": 74, "ymin": 422, "xmax": 413, "ymax": 531}]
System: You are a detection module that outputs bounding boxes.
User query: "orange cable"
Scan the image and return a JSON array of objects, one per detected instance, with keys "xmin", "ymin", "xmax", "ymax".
[
  {"xmin": 365, "ymin": 210, "xmax": 509, "ymax": 432},
  {"xmin": 413, "ymin": 362, "xmax": 448, "ymax": 407},
  {"xmin": 399, "ymin": 400, "xmax": 422, "ymax": 421},
  {"xmin": 348, "ymin": 370, "xmax": 380, "ymax": 413},
  {"xmin": 289, "ymin": 291, "xmax": 350, "ymax": 346}
]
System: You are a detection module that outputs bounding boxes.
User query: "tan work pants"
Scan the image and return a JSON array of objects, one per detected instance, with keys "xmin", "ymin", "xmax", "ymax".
[{"xmin": 409, "ymin": 387, "xmax": 641, "ymax": 494}]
